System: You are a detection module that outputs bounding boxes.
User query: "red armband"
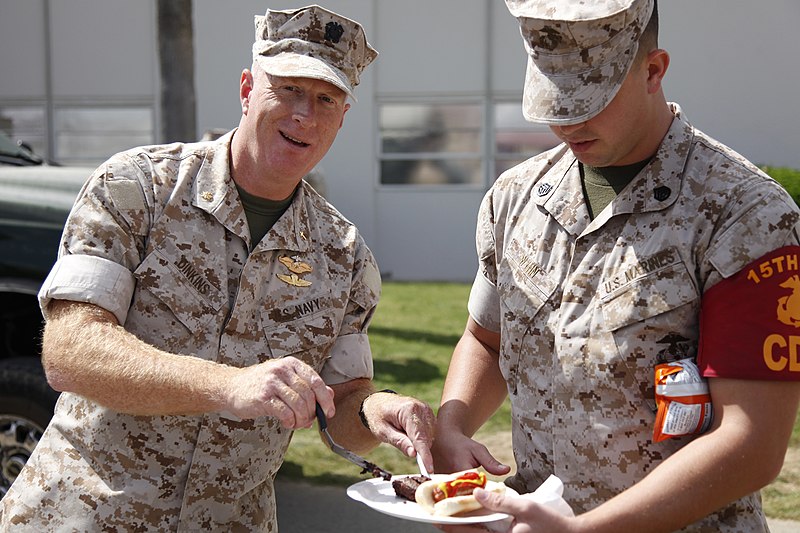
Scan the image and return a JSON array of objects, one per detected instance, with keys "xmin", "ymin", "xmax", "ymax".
[{"xmin": 698, "ymin": 245, "xmax": 800, "ymax": 380}]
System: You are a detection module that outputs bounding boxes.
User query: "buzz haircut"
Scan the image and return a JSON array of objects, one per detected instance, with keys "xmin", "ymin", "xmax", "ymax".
[{"xmin": 636, "ymin": 0, "xmax": 659, "ymax": 61}]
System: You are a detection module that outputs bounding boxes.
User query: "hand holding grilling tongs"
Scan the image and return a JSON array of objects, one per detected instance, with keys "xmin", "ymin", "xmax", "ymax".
[
  {"xmin": 316, "ymin": 402, "xmax": 393, "ymax": 479},
  {"xmin": 315, "ymin": 387, "xmax": 436, "ymax": 478}
]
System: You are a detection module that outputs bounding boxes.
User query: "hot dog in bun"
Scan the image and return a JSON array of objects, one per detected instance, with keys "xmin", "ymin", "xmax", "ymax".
[{"xmin": 415, "ymin": 469, "xmax": 506, "ymax": 516}]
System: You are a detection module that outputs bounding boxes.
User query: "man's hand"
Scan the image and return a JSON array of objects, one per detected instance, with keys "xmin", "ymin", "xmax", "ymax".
[
  {"xmin": 437, "ymin": 489, "xmax": 578, "ymax": 533},
  {"xmin": 360, "ymin": 391, "xmax": 436, "ymax": 473},
  {"xmin": 225, "ymin": 356, "xmax": 334, "ymax": 429},
  {"xmin": 432, "ymin": 428, "xmax": 511, "ymax": 478}
]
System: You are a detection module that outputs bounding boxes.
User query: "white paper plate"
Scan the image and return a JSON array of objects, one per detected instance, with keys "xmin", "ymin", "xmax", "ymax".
[{"xmin": 346, "ymin": 474, "xmax": 515, "ymax": 525}]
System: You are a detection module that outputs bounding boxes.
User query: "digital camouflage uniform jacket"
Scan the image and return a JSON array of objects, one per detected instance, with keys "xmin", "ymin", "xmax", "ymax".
[
  {"xmin": 0, "ymin": 130, "xmax": 380, "ymax": 532},
  {"xmin": 467, "ymin": 105, "xmax": 800, "ymax": 532}
]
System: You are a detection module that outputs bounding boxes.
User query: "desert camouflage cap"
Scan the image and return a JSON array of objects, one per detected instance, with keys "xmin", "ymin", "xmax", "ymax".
[
  {"xmin": 253, "ymin": 4, "xmax": 378, "ymax": 99},
  {"xmin": 505, "ymin": 0, "xmax": 654, "ymax": 125}
]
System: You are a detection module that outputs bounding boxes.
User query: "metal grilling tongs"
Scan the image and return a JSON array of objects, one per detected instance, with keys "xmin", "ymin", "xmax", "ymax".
[{"xmin": 315, "ymin": 402, "xmax": 393, "ymax": 481}]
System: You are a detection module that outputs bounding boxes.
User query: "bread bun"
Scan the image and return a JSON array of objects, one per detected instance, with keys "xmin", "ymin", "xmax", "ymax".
[{"xmin": 415, "ymin": 470, "xmax": 506, "ymax": 516}]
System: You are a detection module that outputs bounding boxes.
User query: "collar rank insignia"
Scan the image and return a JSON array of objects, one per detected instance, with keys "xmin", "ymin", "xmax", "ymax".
[
  {"xmin": 654, "ymin": 186, "xmax": 671, "ymax": 202},
  {"xmin": 277, "ymin": 273, "xmax": 312, "ymax": 287}
]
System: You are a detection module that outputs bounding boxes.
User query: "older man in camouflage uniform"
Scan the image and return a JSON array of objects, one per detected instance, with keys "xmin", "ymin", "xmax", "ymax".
[
  {"xmin": 433, "ymin": 1, "xmax": 800, "ymax": 532},
  {"xmin": 0, "ymin": 5, "xmax": 434, "ymax": 532}
]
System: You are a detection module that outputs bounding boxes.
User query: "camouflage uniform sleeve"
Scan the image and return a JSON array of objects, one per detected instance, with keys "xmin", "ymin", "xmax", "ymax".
[
  {"xmin": 319, "ymin": 233, "xmax": 381, "ymax": 385},
  {"xmin": 697, "ymin": 178, "xmax": 800, "ymax": 380},
  {"xmin": 705, "ymin": 178, "xmax": 800, "ymax": 289},
  {"xmin": 467, "ymin": 188, "xmax": 501, "ymax": 333},
  {"xmin": 38, "ymin": 152, "xmax": 152, "ymax": 325}
]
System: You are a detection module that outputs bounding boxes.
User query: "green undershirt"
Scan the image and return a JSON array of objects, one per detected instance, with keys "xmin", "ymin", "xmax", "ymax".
[
  {"xmin": 236, "ymin": 185, "xmax": 295, "ymax": 249},
  {"xmin": 580, "ymin": 159, "xmax": 651, "ymax": 219}
]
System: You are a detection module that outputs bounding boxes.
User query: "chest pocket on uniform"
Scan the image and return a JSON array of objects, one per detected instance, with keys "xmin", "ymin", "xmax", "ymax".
[
  {"xmin": 498, "ymin": 238, "xmax": 557, "ymax": 316},
  {"xmin": 497, "ymin": 238, "xmax": 557, "ymax": 393},
  {"xmin": 133, "ymin": 248, "xmax": 225, "ymax": 332},
  {"xmin": 599, "ymin": 255, "xmax": 699, "ymax": 410},
  {"xmin": 260, "ymin": 289, "xmax": 338, "ymax": 371},
  {"xmin": 600, "ymin": 257, "xmax": 698, "ymax": 332}
]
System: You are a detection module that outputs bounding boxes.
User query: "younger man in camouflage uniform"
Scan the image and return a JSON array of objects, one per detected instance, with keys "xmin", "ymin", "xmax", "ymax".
[
  {"xmin": 0, "ymin": 5, "xmax": 434, "ymax": 532},
  {"xmin": 432, "ymin": 1, "xmax": 800, "ymax": 532}
]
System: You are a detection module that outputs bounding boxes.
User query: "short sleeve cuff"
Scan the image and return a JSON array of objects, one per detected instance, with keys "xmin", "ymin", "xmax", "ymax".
[
  {"xmin": 319, "ymin": 333, "xmax": 374, "ymax": 385},
  {"xmin": 467, "ymin": 271, "xmax": 501, "ymax": 332},
  {"xmin": 38, "ymin": 254, "xmax": 136, "ymax": 325}
]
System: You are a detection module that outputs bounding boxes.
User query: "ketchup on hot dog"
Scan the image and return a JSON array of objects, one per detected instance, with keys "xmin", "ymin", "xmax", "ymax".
[{"xmin": 432, "ymin": 471, "xmax": 487, "ymax": 502}]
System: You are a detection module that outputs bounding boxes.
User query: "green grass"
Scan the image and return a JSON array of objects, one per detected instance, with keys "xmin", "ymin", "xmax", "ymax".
[
  {"xmin": 278, "ymin": 281, "xmax": 800, "ymax": 520},
  {"xmin": 763, "ymin": 166, "xmax": 800, "ymax": 205},
  {"xmin": 278, "ymin": 282, "xmax": 511, "ymax": 484},
  {"xmin": 763, "ymin": 456, "xmax": 800, "ymax": 521}
]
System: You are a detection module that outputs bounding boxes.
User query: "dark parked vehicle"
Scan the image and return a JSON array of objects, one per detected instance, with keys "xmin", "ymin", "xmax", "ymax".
[{"xmin": 0, "ymin": 132, "xmax": 90, "ymax": 498}]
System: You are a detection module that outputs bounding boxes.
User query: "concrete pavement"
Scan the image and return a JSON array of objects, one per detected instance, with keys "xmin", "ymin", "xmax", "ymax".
[
  {"xmin": 276, "ymin": 477, "xmax": 437, "ymax": 533},
  {"xmin": 769, "ymin": 519, "xmax": 800, "ymax": 533},
  {"xmin": 275, "ymin": 478, "xmax": 800, "ymax": 533}
]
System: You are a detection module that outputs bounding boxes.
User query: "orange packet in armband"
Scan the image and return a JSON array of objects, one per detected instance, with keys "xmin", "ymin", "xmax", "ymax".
[{"xmin": 653, "ymin": 358, "xmax": 713, "ymax": 443}]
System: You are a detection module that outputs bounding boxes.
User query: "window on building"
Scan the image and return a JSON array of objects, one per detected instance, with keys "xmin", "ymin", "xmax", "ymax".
[
  {"xmin": 54, "ymin": 106, "xmax": 153, "ymax": 166},
  {"xmin": 379, "ymin": 102, "xmax": 483, "ymax": 186},
  {"xmin": 378, "ymin": 101, "xmax": 561, "ymax": 187},
  {"xmin": 493, "ymin": 102, "xmax": 560, "ymax": 179},
  {"xmin": 0, "ymin": 106, "xmax": 48, "ymax": 160}
]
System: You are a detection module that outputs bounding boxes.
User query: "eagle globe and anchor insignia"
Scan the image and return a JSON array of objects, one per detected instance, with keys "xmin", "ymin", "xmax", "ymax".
[
  {"xmin": 777, "ymin": 274, "xmax": 800, "ymax": 327},
  {"xmin": 763, "ymin": 268, "xmax": 800, "ymax": 374},
  {"xmin": 324, "ymin": 21, "xmax": 344, "ymax": 43}
]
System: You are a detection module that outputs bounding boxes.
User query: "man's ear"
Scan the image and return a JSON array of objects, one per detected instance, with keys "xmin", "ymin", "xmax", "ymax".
[
  {"xmin": 339, "ymin": 103, "xmax": 351, "ymax": 129},
  {"xmin": 646, "ymin": 49, "xmax": 670, "ymax": 95},
  {"xmin": 240, "ymin": 69, "xmax": 254, "ymax": 114}
]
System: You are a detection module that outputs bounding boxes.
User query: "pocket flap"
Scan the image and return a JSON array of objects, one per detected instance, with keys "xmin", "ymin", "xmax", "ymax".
[
  {"xmin": 601, "ymin": 259, "xmax": 698, "ymax": 332},
  {"xmin": 134, "ymin": 249, "xmax": 224, "ymax": 332}
]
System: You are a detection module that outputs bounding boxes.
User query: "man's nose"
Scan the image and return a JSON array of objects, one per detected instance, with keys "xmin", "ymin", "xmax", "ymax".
[
  {"xmin": 292, "ymin": 97, "xmax": 317, "ymax": 127},
  {"xmin": 551, "ymin": 121, "xmax": 586, "ymax": 137}
]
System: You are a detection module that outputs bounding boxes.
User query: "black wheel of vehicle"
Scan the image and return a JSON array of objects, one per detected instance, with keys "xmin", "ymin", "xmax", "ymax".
[{"xmin": 0, "ymin": 357, "xmax": 60, "ymax": 499}]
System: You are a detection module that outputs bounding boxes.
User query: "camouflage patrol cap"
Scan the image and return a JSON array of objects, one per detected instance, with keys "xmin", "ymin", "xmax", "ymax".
[
  {"xmin": 252, "ymin": 5, "xmax": 378, "ymax": 99},
  {"xmin": 505, "ymin": 0, "xmax": 654, "ymax": 125}
]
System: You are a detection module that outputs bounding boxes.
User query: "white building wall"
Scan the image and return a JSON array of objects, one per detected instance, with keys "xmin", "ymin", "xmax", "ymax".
[
  {"xmin": 659, "ymin": 1, "xmax": 800, "ymax": 169},
  {"xmin": 48, "ymin": 1, "xmax": 156, "ymax": 99},
  {"xmin": 0, "ymin": 1, "xmax": 48, "ymax": 98}
]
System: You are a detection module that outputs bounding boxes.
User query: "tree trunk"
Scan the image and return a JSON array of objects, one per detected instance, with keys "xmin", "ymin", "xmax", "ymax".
[{"xmin": 157, "ymin": 0, "xmax": 196, "ymax": 143}]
